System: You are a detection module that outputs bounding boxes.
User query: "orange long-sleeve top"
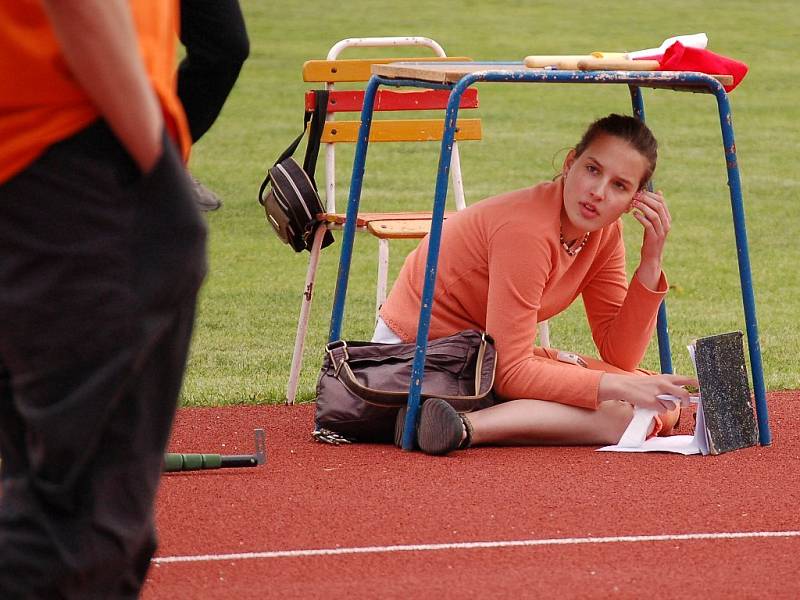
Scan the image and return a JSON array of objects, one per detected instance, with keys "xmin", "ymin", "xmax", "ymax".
[
  {"xmin": 379, "ymin": 178, "xmax": 668, "ymax": 410},
  {"xmin": 0, "ymin": 0, "xmax": 190, "ymax": 184}
]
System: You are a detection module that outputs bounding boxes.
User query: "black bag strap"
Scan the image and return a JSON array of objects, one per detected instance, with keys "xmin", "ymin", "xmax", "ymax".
[
  {"xmin": 275, "ymin": 110, "xmax": 313, "ymax": 166},
  {"xmin": 258, "ymin": 89, "xmax": 329, "ymax": 203},
  {"xmin": 302, "ymin": 89, "xmax": 328, "ymax": 188}
]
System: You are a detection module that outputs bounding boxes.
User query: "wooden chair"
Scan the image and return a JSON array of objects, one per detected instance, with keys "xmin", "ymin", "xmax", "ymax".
[{"xmin": 285, "ymin": 37, "xmax": 482, "ymax": 404}]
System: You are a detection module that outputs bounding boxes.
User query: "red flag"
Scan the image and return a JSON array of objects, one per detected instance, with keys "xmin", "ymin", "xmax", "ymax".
[{"xmin": 658, "ymin": 41, "xmax": 748, "ymax": 92}]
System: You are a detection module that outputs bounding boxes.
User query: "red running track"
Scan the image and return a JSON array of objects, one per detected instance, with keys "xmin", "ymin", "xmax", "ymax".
[{"xmin": 143, "ymin": 392, "xmax": 800, "ymax": 599}]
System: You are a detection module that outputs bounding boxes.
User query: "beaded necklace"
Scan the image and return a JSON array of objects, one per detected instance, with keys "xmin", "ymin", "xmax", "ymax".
[{"xmin": 559, "ymin": 229, "xmax": 590, "ymax": 257}]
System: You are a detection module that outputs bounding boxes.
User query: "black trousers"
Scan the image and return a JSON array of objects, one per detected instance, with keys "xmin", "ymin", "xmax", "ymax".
[
  {"xmin": 178, "ymin": 0, "xmax": 250, "ymax": 143},
  {"xmin": 0, "ymin": 121, "xmax": 207, "ymax": 598}
]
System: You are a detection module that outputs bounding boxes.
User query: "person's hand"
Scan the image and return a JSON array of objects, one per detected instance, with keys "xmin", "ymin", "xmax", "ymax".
[
  {"xmin": 598, "ymin": 372, "xmax": 699, "ymax": 411},
  {"xmin": 131, "ymin": 132, "xmax": 163, "ymax": 175},
  {"xmin": 631, "ymin": 189, "xmax": 671, "ymax": 289}
]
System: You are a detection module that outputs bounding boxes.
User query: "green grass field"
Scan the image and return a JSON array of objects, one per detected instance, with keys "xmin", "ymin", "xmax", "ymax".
[{"xmin": 181, "ymin": 0, "xmax": 800, "ymax": 406}]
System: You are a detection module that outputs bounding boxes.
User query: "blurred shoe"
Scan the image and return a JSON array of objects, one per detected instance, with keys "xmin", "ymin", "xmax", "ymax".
[{"xmin": 190, "ymin": 175, "xmax": 222, "ymax": 211}]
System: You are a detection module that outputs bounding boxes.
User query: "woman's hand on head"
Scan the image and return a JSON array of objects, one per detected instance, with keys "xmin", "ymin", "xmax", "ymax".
[
  {"xmin": 631, "ymin": 189, "xmax": 671, "ymax": 289},
  {"xmin": 598, "ymin": 372, "xmax": 699, "ymax": 412}
]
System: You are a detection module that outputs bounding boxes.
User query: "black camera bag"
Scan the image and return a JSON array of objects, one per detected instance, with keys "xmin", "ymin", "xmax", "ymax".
[{"xmin": 258, "ymin": 90, "xmax": 333, "ymax": 252}]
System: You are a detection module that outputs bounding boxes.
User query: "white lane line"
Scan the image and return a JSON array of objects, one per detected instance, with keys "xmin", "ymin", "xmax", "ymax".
[{"xmin": 152, "ymin": 530, "xmax": 800, "ymax": 564}]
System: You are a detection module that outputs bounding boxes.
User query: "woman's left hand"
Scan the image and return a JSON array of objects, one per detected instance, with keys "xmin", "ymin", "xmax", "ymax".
[{"xmin": 631, "ymin": 189, "xmax": 671, "ymax": 289}]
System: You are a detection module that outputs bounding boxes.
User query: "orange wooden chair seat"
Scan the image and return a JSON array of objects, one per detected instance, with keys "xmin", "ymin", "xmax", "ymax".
[
  {"xmin": 367, "ymin": 217, "xmax": 453, "ymax": 239},
  {"xmin": 321, "ymin": 210, "xmax": 455, "ymax": 229}
]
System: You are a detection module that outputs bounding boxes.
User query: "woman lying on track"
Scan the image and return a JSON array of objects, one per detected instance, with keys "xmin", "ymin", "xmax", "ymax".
[{"xmin": 374, "ymin": 113, "xmax": 698, "ymax": 455}]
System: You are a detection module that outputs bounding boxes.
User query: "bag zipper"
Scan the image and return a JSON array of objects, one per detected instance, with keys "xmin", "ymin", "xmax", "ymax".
[{"xmin": 274, "ymin": 162, "xmax": 313, "ymax": 220}]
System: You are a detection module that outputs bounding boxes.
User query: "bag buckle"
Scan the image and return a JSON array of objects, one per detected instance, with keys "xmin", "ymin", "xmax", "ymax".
[{"xmin": 326, "ymin": 340, "xmax": 348, "ymax": 375}]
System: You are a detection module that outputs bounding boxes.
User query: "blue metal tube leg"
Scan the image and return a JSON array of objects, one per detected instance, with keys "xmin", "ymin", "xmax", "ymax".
[
  {"xmin": 328, "ymin": 76, "xmax": 381, "ymax": 342},
  {"xmin": 713, "ymin": 88, "xmax": 771, "ymax": 445},
  {"xmin": 629, "ymin": 85, "xmax": 673, "ymax": 374},
  {"xmin": 655, "ymin": 303, "xmax": 674, "ymax": 374},
  {"xmin": 400, "ymin": 79, "xmax": 471, "ymax": 450}
]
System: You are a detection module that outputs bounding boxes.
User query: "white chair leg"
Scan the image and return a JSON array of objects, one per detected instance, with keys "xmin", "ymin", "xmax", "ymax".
[
  {"xmin": 538, "ymin": 320, "xmax": 551, "ymax": 348},
  {"xmin": 376, "ymin": 238, "xmax": 390, "ymax": 321},
  {"xmin": 450, "ymin": 142, "xmax": 467, "ymax": 211},
  {"xmin": 286, "ymin": 225, "xmax": 327, "ymax": 405}
]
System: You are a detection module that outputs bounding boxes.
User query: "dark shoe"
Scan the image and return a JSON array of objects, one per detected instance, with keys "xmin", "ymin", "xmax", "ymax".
[
  {"xmin": 190, "ymin": 175, "xmax": 222, "ymax": 211},
  {"xmin": 395, "ymin": 398, "xmax": 474, "ymax": 454},
  {"xmin": 394, "ymin": 404, "xmax": 408, "ymax": 448},
  {"xmin": 417, "ymin": 398, "xmax": 471, "ymax": 456}
]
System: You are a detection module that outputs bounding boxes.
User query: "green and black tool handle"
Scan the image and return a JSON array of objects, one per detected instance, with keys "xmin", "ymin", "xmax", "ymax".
[{"xmin": 164, "ymin": 428, "xmax": 267, "ymax": 472}]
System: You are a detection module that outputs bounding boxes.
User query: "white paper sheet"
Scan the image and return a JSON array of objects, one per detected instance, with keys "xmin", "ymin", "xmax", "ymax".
[
  {"xmin": 615, "ymin": 408, "xmax": 658, "ymax": 447},
  {"xmin": 597, "ymin": 401, "xmax": 708, "ymax": 454},
  {"xmin": 597, "ymin": 344, "xmax": 709, "ymax": 455}
]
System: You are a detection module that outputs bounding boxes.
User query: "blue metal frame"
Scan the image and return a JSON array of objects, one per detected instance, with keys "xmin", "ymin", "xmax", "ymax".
[{"xmin": 329, "ymin": 66, "xmax": 771, "ymax": 449}]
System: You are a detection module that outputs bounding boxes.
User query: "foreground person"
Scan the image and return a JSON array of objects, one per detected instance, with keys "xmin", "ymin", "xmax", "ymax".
[{"xmin": 0, "ymin": 1, "xmax": 205, "ymax": 596}]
